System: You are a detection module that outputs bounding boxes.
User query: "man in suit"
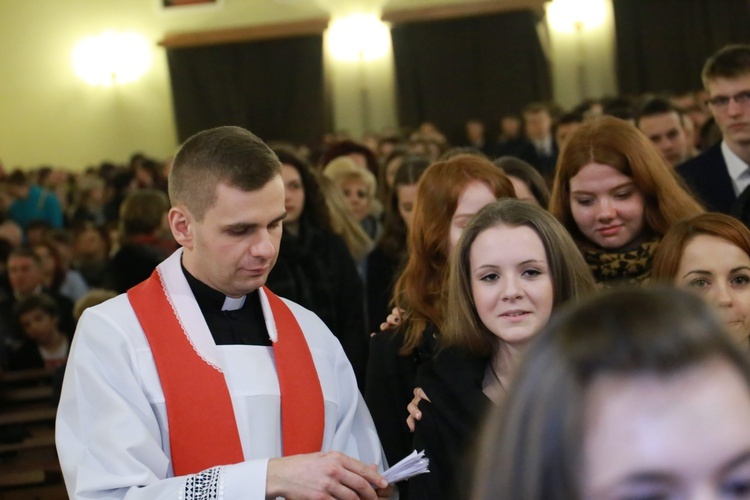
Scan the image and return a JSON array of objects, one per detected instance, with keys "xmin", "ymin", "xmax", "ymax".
[
  {"xmin": 637, "ymin": 97, "xmax": 695, "ymax": 167},
  {"xmin": 678, "ymin": 45, "xmax": 750, "ymax": 214}
]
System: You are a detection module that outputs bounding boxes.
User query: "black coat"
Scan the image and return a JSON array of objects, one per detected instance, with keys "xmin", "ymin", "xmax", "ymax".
[
  {"xmin": 266, "ymin": 223, "xmax": 368, "ymax": 388},
  {"xmin": 365, "ymin": 247, "xmax": 402, "ymax": 334},
  {"xmin": 365, "ymin": 326, "xmax": 436, "ymax": 498},
  {"xmin": 677, "ymin": 143, "xmax": 736, "ymax": 214},
  {"xmin": 408, "ymin": 346, "xmax": 491, "ymax": 500}
]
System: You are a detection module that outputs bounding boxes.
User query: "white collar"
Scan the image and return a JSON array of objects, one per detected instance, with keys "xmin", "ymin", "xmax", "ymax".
[
  {"xmin": 155, "ymin": 249, "xmax": 280, "ymax": 372},
  {"xmin": 221, "ymin": 295, "xmax": 245, "ymax": 311},
  {"xmin": 722, "ymin": 141, "xmax": 750, "ymax": 195}
]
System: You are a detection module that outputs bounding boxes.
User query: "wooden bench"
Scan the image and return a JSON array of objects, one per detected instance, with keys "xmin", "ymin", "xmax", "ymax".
[
  {"xmin": 0, "ymin": 370, "xmax": 63, "ymax": 498},
  {"xmin": 1, "ymin": 386, "xmax": 54, "ymax": 404},
  {"xmin": 1, "ymin": 369, "xmax": 56, "ymax": 386}
]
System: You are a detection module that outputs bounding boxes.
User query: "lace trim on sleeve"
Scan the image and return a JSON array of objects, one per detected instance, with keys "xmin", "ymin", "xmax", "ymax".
[{"xmin": 180, "ymin": 466, "xmax": 224, "ymax": 500}]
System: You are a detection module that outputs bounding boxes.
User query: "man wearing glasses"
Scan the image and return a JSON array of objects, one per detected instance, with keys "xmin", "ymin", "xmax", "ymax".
[{"xmin": 678, "ymin": 44, "xmax": 750, "ymax": 214}]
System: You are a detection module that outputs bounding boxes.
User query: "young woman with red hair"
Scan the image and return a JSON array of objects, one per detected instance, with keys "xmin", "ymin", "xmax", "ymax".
[
  {"xmin": 549, "ymin": 116, "xmax": 703, "ymax": 285},
  {"xmin": 365, "ymin": 154, "xmax": 515, "ymax": 480},
  {"xmin": 652, "ymin": 212, "xmax": 750, "ymax": 349}
]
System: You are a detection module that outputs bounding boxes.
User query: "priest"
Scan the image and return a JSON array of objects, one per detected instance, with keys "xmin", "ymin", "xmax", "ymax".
[{"xmin": 55, "ymin": 126, "xmax": 390, "ymax": 499}]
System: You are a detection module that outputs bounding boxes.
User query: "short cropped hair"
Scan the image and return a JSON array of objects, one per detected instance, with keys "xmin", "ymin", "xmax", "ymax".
[
  {"xmin": 120, "ymin": 189, "xmax": 170, "ymax": 237},
  {"xmin": 168, "ymin": 126, "xmax": 281, "ymax": 221},
  {"xmin": 6, "ymin": 169, "xmax": 28, "ymax": 187},
  {"xmin": 14, "ymin": 293, "xmax": 59, "ymax": 321},
  {"xmin": 9, "ymin": 246, "xmax": 42, "ymax": 266},
  {"xmin": 635, "ymin": 96, "xmax": 685, "ymax": 128},
  {"xmin": 702, "ymin": 44, "xmax": 750, "ymax": 88}
]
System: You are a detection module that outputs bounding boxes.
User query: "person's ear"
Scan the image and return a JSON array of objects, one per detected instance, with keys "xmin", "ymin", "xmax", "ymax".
[{"xmin": 169, "ymin": 205, "xmax": 195, "ymax": 249}]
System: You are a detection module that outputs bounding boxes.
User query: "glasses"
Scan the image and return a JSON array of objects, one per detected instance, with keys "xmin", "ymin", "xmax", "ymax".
[{"xmin": 705, "ymin": 90, "xmax": 750, "ymax": 110}]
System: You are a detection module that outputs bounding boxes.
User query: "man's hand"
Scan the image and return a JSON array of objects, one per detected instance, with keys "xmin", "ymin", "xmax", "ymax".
[{"xmin": 266, "ymin": 451, "xmax": 390, "ymax": 499}]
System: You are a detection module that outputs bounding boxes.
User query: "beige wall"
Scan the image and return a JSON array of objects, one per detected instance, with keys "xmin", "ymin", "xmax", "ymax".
[
  {"xmin": 0, "ymin": 0, "xmax": 616, "ymax": 171},
  {"xmin": 0, "ymin": 0, "xmax": 333, "ymax": 170}
]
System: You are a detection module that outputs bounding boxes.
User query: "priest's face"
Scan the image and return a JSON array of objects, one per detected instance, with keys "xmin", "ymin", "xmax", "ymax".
[{"xmin": 179, "ymin": 177, "xmax": 286, "ymax": 297}]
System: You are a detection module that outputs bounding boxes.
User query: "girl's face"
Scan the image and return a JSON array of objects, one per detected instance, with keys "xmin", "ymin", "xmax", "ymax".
[
  {"xmin": 341, "ymin": 178, "xmax": 371, "ymax": 222},
  {"xmin": 676, "ymin": 234, "xmax": 750, "ymax": 346},
  {"xmin": 281, "ymin": 164, "xmax": 305, "ymax": 224},
  {"xmin": 449, "ymin": 181, "xmax": 497, "ymax": 254},
  {"xmin": 396, "ymin": 184, "xmax": 418, "ymax": 230},
  {"xmin": 470, "ymin": 224, "xmax": 554, "ymax": 346},
  {"xmin": 569, "ymin": 163, "xmax": 646, "ymax": 250},
  {"xmin": 582, "ymin": 357, "xmax": 750, "ymax": 500}
]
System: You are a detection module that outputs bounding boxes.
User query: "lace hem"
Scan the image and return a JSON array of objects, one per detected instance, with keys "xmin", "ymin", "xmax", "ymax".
[{"xmin": 180, "ymin": 467, "xmax": 224, "ymax": 500}]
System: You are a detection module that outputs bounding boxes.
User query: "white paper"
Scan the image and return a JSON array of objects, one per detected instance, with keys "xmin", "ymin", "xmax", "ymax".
[{"xmin": 382, "ymin": 450, "xmax": 430, "ymax": 483}]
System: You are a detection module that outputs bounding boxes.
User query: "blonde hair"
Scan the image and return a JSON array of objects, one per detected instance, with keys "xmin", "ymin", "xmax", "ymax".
[
  {"xmin": 318, "ymin": 175, "xmax": 373, "ymax": 261},
  {"xmin": 323, "ymin": 156, "xmax": 382, "ymax": 216}
]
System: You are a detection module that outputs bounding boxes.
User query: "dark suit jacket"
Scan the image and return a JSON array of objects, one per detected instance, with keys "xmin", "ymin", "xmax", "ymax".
[{"xmin": 677, "ymin": 143, "xmax": 736, "ymax": 214}]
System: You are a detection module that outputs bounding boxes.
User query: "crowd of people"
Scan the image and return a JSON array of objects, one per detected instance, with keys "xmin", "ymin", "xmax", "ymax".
[{"xmin": 1, "ymin": 43, "xmax": 750, "ymax": 498}]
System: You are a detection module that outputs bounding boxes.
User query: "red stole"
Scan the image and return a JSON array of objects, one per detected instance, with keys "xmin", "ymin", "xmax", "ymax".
[{"xmin": 127, "ymin": 270, "xmax": 325, "ymax": 476}]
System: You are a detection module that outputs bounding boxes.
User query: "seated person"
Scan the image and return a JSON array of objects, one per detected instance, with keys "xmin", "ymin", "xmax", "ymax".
[{"xmin": 10, "ymin": 293, "xmax": 70, "ymax": 371}]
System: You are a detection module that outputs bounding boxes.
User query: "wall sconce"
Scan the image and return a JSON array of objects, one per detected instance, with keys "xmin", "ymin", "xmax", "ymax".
[
  {"xmin": 72, "ymin": 31, "xmax": 152, "ymax": 86},
  {"xmin": 545, "ymin": 0, "xmax": 608, "ymax": 100},
  {"xmin": 327, "ymin": 14, "xmax": 391, "ymax": 62},
  {"xmin": 545, "ymin": 0, "xmax": 607, "ymax": 33}
]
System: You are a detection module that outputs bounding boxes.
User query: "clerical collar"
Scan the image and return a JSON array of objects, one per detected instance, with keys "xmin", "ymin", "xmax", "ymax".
[
  {"xmin": 181, "ymin": 263, "xmax": 253, "ymax": 312},
  {"xmin": 180, "ymin": 261, "xmax": 270, "ymax": 346}
]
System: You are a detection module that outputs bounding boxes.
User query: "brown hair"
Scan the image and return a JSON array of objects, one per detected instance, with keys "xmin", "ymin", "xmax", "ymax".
[
  {"xmin": 443, "ymin": 199, "xmax": 595, "ymax": 355},
  {"xmin": 652, "ymin": 212, "xmax": 750, "ymax": 282},
  {"xmin": 494, "ymin": 156, "xmax": 551, "ymax": 208},
  {"xmin": 701, "ymin": 44, "xmax": 750, "ymax": 88},
  {"xmin": 471, "ymin": 286, "xmax": 750, "ymax": 500},
  {"xmin": 168, "ymin": 126, "xmax": 281, "ymax": 221},
  {"xmin": 549, "ymin": 116, "xmax": 704, "ymax": 245},
  {"xmin": 393, "ymin": 154, "xmax": 516, "ymax": 354},
  {"xmin": 119, "ymin": 189, "xmax": 169, "ymax": 238},
  {"xmin": 376, "ymin": 155, "xmax": 430, "ymax": 259}
]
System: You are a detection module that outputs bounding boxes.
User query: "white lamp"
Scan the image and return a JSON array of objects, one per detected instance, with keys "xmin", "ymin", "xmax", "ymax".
[
  {"xmin": 546, "ymin": 0, "xmax": 607, "ymax": 33},
  {"xmin": 327, "ymin": 14, "xmax": 390, "ymax": 62},
  {"xmin": 546, "ymin": 0, "xmax": 608, "ymax": 99},
  {"xmin": 72, "ymin": 31, "xmax": 152, "ymax": 86}
]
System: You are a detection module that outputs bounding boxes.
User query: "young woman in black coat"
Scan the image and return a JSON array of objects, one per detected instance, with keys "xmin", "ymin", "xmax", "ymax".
[
  {"xmin": 407, "ymin": 200, "xmax": 596, "ymax": 499},
  {"xmin": 265, "ymin": 149, "xmax": 368, "ymax": 388}
]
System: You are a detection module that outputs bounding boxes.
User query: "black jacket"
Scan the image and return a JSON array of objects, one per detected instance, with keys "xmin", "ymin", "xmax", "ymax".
[
  {"xmin": 266, "ymin": 223, "xmax": 368, "ymax": 388},
  {"xmin": 677, "ymin": 143, "xmax": 736, "ymax": 214},
  {"xmin": 365, "ymin": 326, "xmax": 436, "ymax": 498},
  {"xmin": 409, "ymin": 346, "xmax": 491, "ymax": 500}
]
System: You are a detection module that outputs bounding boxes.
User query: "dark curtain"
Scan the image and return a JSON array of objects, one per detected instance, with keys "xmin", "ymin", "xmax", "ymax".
[
  {"xmin": 614, "ymin": 0, "xmax": 750, "ymax": 95},
  {"xmin": 166, "ymin": 34, "xmax": 328, "ymax": 145},
  {"xmin": 391, "ymin": 9, "xmax": 552, "ymax": 144}
]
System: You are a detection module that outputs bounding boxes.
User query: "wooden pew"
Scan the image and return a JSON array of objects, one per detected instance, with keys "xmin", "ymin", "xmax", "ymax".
[{"xmin": 0, "ymin": 369, "xmax": 64, "ymax": 497}]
